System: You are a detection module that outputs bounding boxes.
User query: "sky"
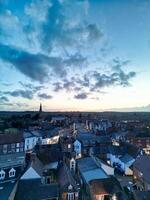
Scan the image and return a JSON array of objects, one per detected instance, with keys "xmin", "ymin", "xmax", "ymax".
[{"xmin": 0, "ymin": 0, "xmax": 150, "ymax": 112}]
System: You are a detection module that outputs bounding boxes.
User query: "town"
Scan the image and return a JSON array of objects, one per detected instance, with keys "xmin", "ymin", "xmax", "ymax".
[{"xmin": 0, "ymin": 104, "xmax": 150, "ymax": 200}]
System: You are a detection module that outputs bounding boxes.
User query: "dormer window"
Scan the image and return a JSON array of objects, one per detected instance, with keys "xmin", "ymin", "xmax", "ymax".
[
  {"xmin": 0, "ymin": 170, "xmax": 5, "ymax": 180},
  {"xmin": 9, "ymin": 168, "xmax": 16, "ymax": 178}
]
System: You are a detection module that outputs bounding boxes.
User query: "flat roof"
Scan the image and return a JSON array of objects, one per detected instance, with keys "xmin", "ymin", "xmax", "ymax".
[
  {"xmin": 77, "ymin": 157, "xmax": 108, "ymax": 183},
  {"xmin": 82, "ymin": 168, "xmax": 108, "ymax": 183}
]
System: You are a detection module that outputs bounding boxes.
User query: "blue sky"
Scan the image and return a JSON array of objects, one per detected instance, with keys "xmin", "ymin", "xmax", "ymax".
[{"xmin": 0, "ymin": 0, "xmax": 150, "ymax": 111}]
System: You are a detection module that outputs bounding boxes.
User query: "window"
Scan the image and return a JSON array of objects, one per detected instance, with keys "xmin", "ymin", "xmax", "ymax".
[
  {"xmin": 3, "ymin": 144, "xmax": 7, "ymax": 154},
  {"xmin": 68, "ymin": 193, "xmax": 74, "ymax": 200},
  {"xmin": 9, "ymin": 168, "xmax": 16, "ymax": 178},
  {"xmin": 20, "ymin": 147, "xmax": 24, "ymax": 152},
  {"xmin": 0, "ymin": 170, "xmax": 5, "ymax": 180},
  {"xmin": 16, "ymin": 143, "xmax": 20, "ymax": 148},
  {"xmin": 11, "ymin": 143, "xmax": 15, "ymax": 153}
]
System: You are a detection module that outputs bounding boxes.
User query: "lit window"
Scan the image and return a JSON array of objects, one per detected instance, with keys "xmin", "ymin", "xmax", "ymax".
[
  {"xmin": 16, "ymin": 143, "xmax": 20, "ymax": 148},
  {"xmin": 68, "ymin": 193, "xmax": 74, "ymax": 200},
  {"xmin": 0, "ymin": 170, "xmax": 5, "ymax": 180},
  {"xmin": 9, "ymin": 168, "xmax": 16, "ymax": 178}
]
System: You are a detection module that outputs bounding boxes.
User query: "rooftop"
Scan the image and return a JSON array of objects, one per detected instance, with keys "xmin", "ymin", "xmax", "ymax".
[
  {"xmin": 0, "ymin": 132, "xmax": 23, "ymax": 145},
  {"xmin": 133, "ymin": 155, "xmax": 150, "ymax": 184},
  {"xmin": 77, "ymin": 157, "xmax": 108, "ymax": 183},
  {"xmin": 0, "ymin": 152, "xmax": 25, "ymax": 168},
  {"xmin": 15, "ymin": 179, "xmax": 59, "ymax": 200},
  {"xmin": 0, "ymin": 181, "xmax": 16, "ymax": 200}
]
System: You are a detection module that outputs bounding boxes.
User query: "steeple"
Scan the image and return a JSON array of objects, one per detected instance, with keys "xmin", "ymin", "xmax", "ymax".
[{"xmin": 39, "ymin": 103, "xmax": 42, "ymax": 113}]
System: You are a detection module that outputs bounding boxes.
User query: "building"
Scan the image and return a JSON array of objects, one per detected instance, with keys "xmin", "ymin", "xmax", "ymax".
[
  {"xmin": 15, "ymin": 178, "xmax": 59, "ymax": 200},
  {"xmin": 23, "ymin": 130, "xmax": 42, "ymax": 151},
  {"xmin": 108, "ymin": 142, "xmax": 140, "ymax": 175},
  {"xmin": 0, "ymin": 133, "xmax": 25, "ymax": 184},
  {"xmin": 23, "ymin": 144, "xmax": 62, "ymax": 184},
  {"xmin": 58, "ymin": 164, "xmax": 79, "ymax": 200},
  {"xmin": 133, "ymin": 155, "xmax": 150, "ymax": 191},
  {"xmin": 73, "ymin": 139, "xmax": 82, "ymax": 159},
  {"xmin": 77, "ymin": 157, "xmax": 125, "ymax": 200}
]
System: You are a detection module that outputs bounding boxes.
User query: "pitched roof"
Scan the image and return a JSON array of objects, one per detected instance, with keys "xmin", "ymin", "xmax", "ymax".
[
  {"xmin": 15, "ymin": 179, "xmax": 59, "ymax": 200},
  {"xmin": 89, "ymin": 177, "xmax": 126, "ymax": 199},
  {"xmin": 35, "ymin": 144, "xmax": 62, "ymax": 165},
  {"xmin": 0, "ymin": 133, "xmax": 23, "ymax": 144},
  {"xmin": 133, "ymin": 155, "xmax": 150, "ymax": 184},
  {"xmin": 133, "ymin": 190, "xmax": 150, "ymax": 200},
  {"xmin": 0, "ymin": 182, "xmax": 16, "ymax": 200},
  {"xmin": 58, "ymin": 164, "xmax": 78, "ymax": 192}
]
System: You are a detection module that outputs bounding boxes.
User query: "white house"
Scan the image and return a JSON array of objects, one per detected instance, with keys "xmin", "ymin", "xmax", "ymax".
[
  {"xmin": 23, "ymin": 131, "xmax": 42, "ymax": 151},
  {"xmin": 119, "ymin": 154, "xmax": 135, "ymax": 175},
  {"xmin": 108, "ymin": 152, "xmax": 135, "ymax": 175},
  {"xmin": 73, "ymin": 140, "xmax": 82, "ymax": 159}
]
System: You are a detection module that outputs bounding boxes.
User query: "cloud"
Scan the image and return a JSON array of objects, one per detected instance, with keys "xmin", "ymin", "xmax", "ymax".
[
  {"xmin": 104, "ymin": 104, "xmax": 150, "ymax": 112},
  {"xmin": 74, "ymin": 92, "xmax": 88, "ymax": 99},
  {"xmin": 4, "ymin": 89, "xmax": 34, "ymax": 99},
  {"xmin": 0, "ymin": 96, "xmax": 9, "ymax": 103},
  {"xmin": 38, "ymin": 93, "xmax": 53, "ymax": 99},
  {"xmin": 52, "ymin": 59, "xmax": 136, "ymax": 96},
  {"xmin": 0, "ymin": 43, "xmax": 87, "ymax": 83},
  {"xmin": 19, "ymin": 81, "xmax": 45, "ymax": 92},
  {"xmin": 0, "ymin": 43, "xmax": 50, "ymax": 83},
  {"xmin": 86, "ymin": 24, "xmax": 103, "ymax": 41}
]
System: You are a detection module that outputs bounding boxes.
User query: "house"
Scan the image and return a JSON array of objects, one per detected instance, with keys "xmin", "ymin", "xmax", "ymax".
[
  {"xmin": 133, "ymin": 155, "xmax": 150, "ymax": 191},
  {"xmin": 22, "ymin": 144, "xmax": 62, "ymax": 184},
  {"xmin": 89, "ymin": 177, "xmax": 126, "ymax": 200},
  {"xmin": 89, "ymin": 146, "xmax": 110, "ymax": 161},
  {"xmin": 58, "ymin": 164, "xmax": 79, "ymax": 200},
  {"xmin": 60, "ymin": 136, "xmax": 74, "ymax": 153},
  {"xmin": 108, "ymin": 142, "xmax": 140, "ymax": 175},
  {"xmin": 76, "ymin": 133, "xmax": 111, "ymax": 156},
  {"xmin": 77, "ymin": 157, "xmax": 125, "ymax": 200},
  {"xmin": 73, "ymin": 139, "xmax": 82, "ymax": 159},
  {"xmin": 77, "ymin": 157, "xmax": 109, "ymax": 185},
  {"xmin": 42, "ymin": 127, "xmax": 61, "ymax": 145},
  {"xmin": 23, "ymin": 130, "xmax": 42, "ymax": 151},
  {"xmin": 15, "ymin": 179, "xmax": 59, "ymax": 200},
  {"xmin": 0, "ymin": 133, "xmax": 25, "ymax": 183}
]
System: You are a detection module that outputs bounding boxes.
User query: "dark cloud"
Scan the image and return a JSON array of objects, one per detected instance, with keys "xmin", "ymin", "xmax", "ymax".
[
  {"xmin": 87, "ymin": 24, "xmax": 103, "ymax": 41},
  {"xmin": 52, "ymin": 59, "xmax": 136, "ymax": 96},
  {"xmin": 19, "ymin": 81, "xmax": 45, "ymax": 92},
  {"xmin": 0, "ymin": 43, "xmax": 87, "ymax": 83},
  {"xmin": 74, "ymin": 92, "xmax": 88, "ymax": 99},
  {"xmin": 53, "ymin": 82, "xmax": 63, "ymax": 92},
  {"xmin": 38, "ymin": 93, "xmax": 53, "ymax": 99},
  {"xmin": 0, "ymin": 96, "xmax": 9, "ymax": 103},
  {"xmin": 0, "ymin": 43, "xmax": 49, "ymax": 83},
  {"xmin": 4, "ymin": 89, "xmax": 34, "ymax": 99}
]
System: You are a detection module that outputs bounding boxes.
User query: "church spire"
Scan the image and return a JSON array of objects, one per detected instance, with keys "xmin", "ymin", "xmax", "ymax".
[{"xmin": 39, "ymin": 103, "xmax": 42, "ymax": 113}]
